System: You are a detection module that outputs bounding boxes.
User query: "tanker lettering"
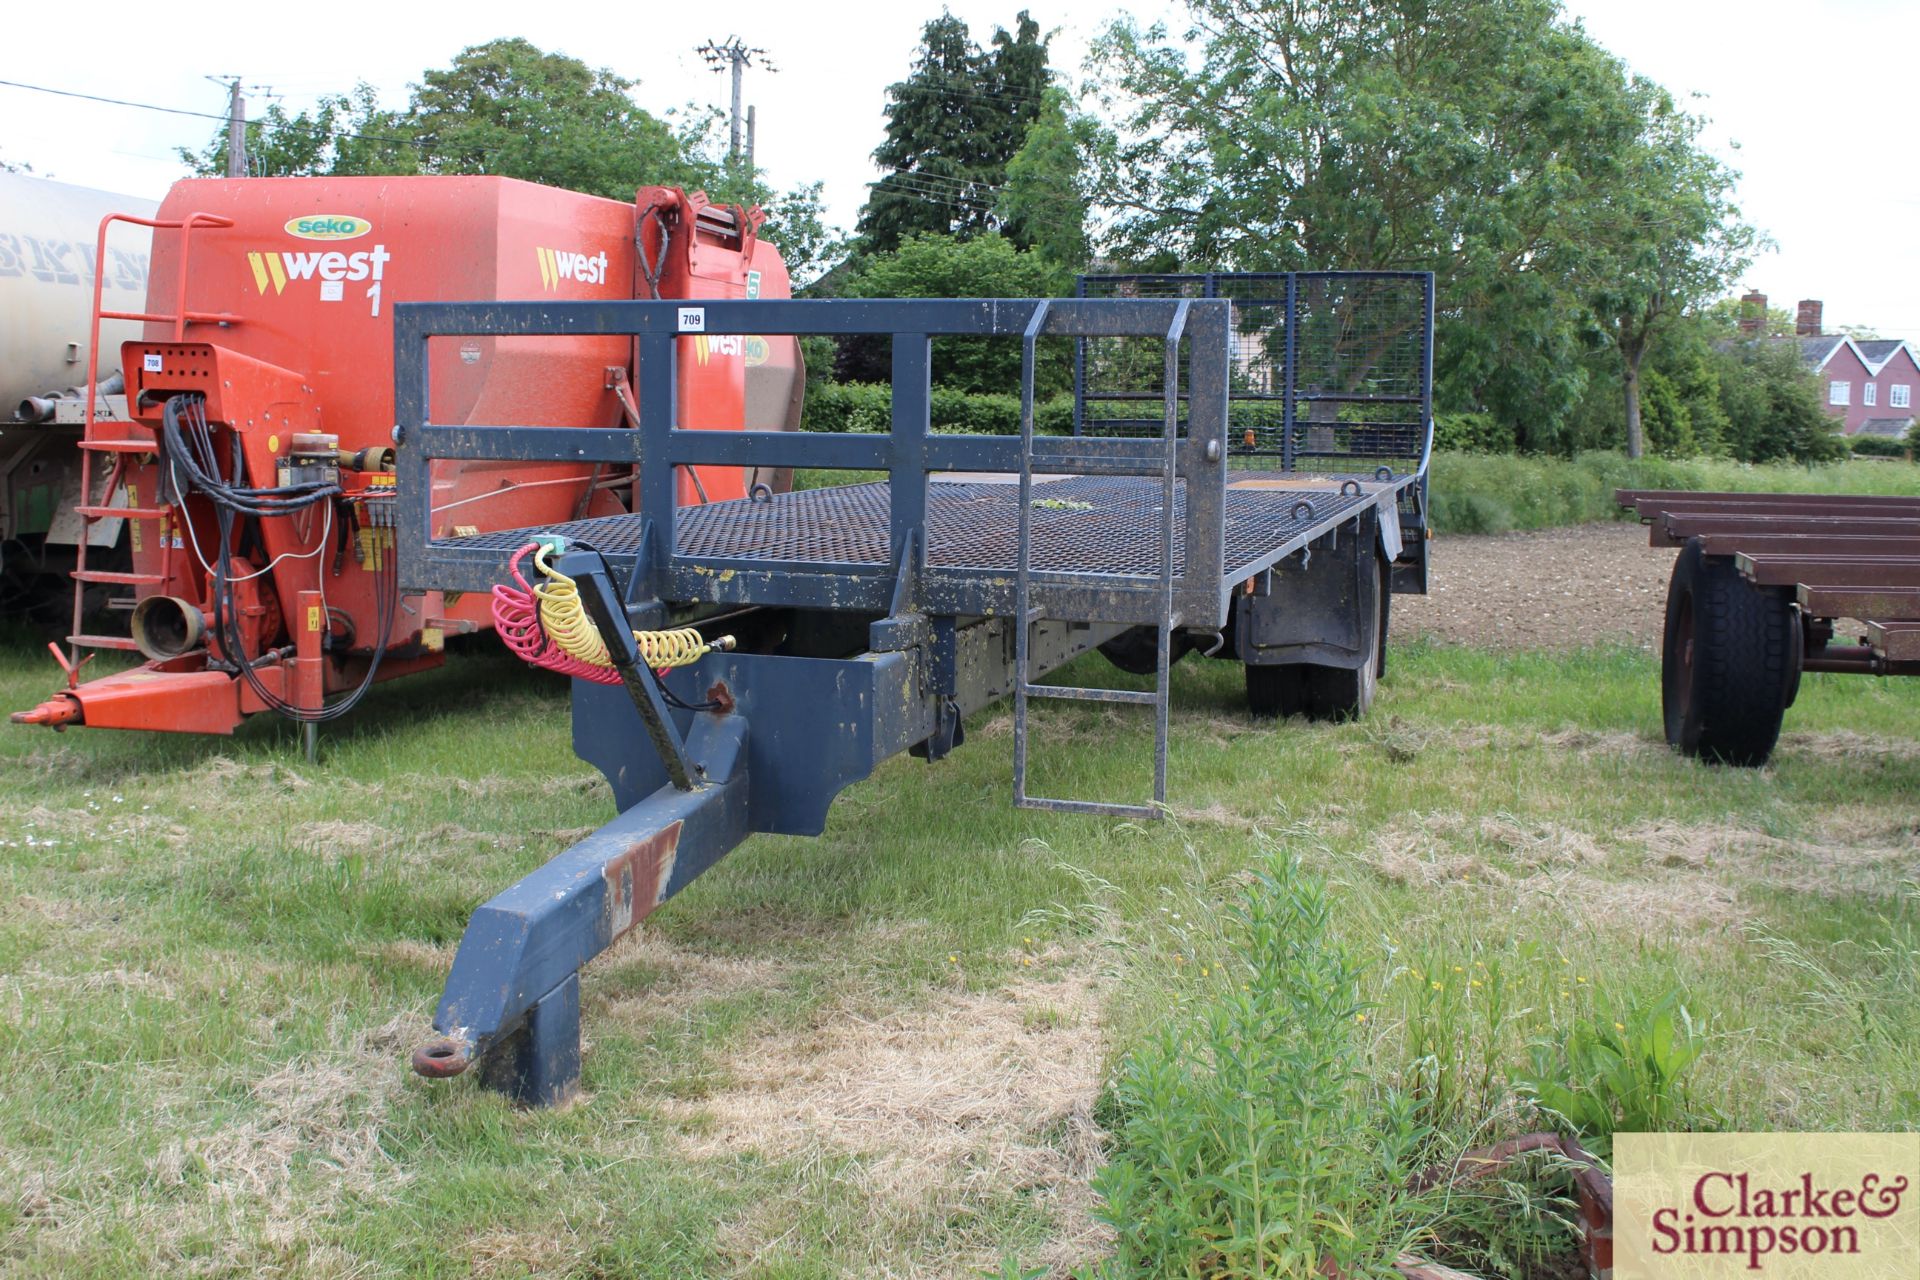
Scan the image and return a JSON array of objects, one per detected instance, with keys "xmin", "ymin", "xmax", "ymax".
[
  {"xmin": 692, "ymin": 334, "xmax": 746, "ymax": 365},
  {"xmin": 248, "ymin": 244, "xmax": 391, "ymax": 295},
  {"xmin": 0, "ymin": 232, "xmax": 149, "ymax": 290},
  {"xmin": 284, "ymin": 214, "xmax": 371, "ymax": 241},
  {"xmin": 535, "ymin": 246, "xmax": 609, "ymax": 290}
]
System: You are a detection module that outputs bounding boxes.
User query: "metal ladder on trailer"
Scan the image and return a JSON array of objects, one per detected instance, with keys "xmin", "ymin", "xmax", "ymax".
[
  {"xmin": 66, "ymin": 210, "xmax": 240, "ymax": 657},
  {"xmin": 1012, "ymin": 299, "xmax": 1188, "ymax": 820}
]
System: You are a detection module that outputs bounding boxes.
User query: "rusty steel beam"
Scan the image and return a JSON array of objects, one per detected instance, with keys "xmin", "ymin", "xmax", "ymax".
[
  {"xmin": 1620, "ymin": 488, "xmax": 1920, "ymax": 511},
  {"xmin": 1651, "ymin": 514, "xmax": 1920, "ymax": 547},
  {"xmin": 1803, "ymin": 645, "xmax": 1882, "ymax": 673},
  {"xmin": 1735, "ymin": 554, "xmax": 1920, "ymax": 589},
  {"xmin": 1640, "ymin": 499, "xmax": 1920, "ymax": 526},
  {"xmin": 1797, "ymin": 585, "xmax": 1920, "ymax": 619},
  {"xmin": 1867, "ymin": 621, "xmax": 1920, "ymax": 662},
  {"xmin": 1803, "ymin": 644, "xmax": 1920, "ymax": 676},
  {"xmin": 1694, "ymin": 534, "xmax": 1920, "ymax": 558}
]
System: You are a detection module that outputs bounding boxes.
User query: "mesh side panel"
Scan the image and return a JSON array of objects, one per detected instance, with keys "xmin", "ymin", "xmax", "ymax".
[
  {"xmin": 1290, "ymin": 274, "xmax": 1426, "ymax": 464},
  {"xmin": 1076, "ymin": 272, "xmax": 1429, "ymax": 472}
]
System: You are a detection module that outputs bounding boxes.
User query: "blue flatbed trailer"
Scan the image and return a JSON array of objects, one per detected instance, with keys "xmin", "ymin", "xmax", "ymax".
[{"xmin": 393, "ymin": 282, "xmax": 1433, "ymax": 1104}]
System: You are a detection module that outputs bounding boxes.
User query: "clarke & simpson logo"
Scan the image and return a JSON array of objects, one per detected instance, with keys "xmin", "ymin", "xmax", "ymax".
[
  {"xmin": 1616, "ymin": 1133, "xmax": 1918, "ymax": 1278},
  {"xmin": 1648, "ymin": 1169, "xmax": 1908, "ymax": 1270}
]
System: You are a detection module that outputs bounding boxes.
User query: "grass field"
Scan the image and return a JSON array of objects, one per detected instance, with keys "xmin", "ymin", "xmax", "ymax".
[{"xmin": 2, "ymin": 619, "xmax": 1915, "ymax": 1277}]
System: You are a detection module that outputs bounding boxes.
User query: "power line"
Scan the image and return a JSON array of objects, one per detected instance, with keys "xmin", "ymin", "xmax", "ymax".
[
  {"xmin": 0, "ymin": 77, "xmax": 471, "ymax": 156},
  {"xmin": 876, "ymin": 168, "xmax": 1008, "ymax": 195},
  {"xmin": 697, "ymin": 36, "xmax": 774, "ymax": 164},
  {"xmin": 871, "ymin": 174, "xmax": 999, "ymax": 206},
  {"xmin": 885, "ymin": 79, "xmax": 1052, "ymax": 109}
]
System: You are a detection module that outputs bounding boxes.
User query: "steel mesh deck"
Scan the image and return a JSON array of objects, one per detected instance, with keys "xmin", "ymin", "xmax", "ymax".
[{"xmin": 454, "ymin": 474, "xmax": 1386, "ymax": 583}]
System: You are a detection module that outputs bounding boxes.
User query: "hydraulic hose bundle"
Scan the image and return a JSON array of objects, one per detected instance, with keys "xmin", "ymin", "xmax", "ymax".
[
  {"xmin": 491, "ymin": 541, "xmax": 730, "ymax": 685},
  {"xmin": 157, "ymin": 392, "xmax": 396, "ymax": 721}
]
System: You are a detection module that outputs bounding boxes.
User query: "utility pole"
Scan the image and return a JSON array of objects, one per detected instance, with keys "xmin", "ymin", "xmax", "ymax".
[
  {"xmin": 207, "ymin": 75, "xmax": 247, "ymax": 176},
  {"xmin": 696, "ymin": 37, "xmax": 775, "ymax": 164}
]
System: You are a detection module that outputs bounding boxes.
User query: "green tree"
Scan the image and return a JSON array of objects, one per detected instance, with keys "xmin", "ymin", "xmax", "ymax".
[
  {"xmin": 858, "ymin": 12, "xmax": 1051, "ymax": 252},
  {"xmin": 757, "ymin": 182, "xmax": 846, "ymax": 292},
  {"xmin": 404, "ymin": 38, "xmax": 699, "ymax": 198},
  {"xmin": 177, "ymin": 84, "xmax": 416, "ymax": 177},
  {"xmin": 1714, "ymin": 339, "xmax": 1846, "ymax": 464},
  {"xmin": 998, "ymin": 87, "xmax": 1091, "ymax": 268},
  {"xmin": 1084, "ymin": 1, "xmax": 1709, "ymax": 451},
  {"xmin": 1584, "ymin": 87, "xmax": 1754, "ymax": 458},
  {"xmin": 838, "ymin": 232, "xmax": 1069, "ymax": 392},
  {"xmin": 176, "ymin": 41, "xmax": 845, "ymax": 287}
]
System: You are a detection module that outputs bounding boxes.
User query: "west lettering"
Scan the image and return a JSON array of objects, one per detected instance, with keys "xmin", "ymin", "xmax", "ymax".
[{"xmin": 275, "ymin": 244, "xmax": 389, "ymax": 287}]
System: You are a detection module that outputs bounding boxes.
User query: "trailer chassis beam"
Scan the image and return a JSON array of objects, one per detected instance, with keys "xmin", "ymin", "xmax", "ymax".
[
  {"xmin": 413, "ymin": 609, "xmax": 1122, "ymax": 1104},
  {"xmin": 411, "ymin": 713, "xmax": 749, "ymax": 1104}
]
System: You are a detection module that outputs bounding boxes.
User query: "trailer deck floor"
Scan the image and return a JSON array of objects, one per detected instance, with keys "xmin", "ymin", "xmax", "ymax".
[{"xmin": 462, "ymin": 472, "xmax": 1408, "ymax": 584}]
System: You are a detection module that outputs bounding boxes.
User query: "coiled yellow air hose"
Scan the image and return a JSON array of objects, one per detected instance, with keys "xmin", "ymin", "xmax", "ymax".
[{"xmin": 532, "ymin": 544, "xmax": 727, "ymax": 670}]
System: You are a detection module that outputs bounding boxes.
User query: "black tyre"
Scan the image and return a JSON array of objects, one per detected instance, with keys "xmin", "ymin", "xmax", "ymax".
[
  {"xmin": 1662, "ymin": 537, "xmax": 1797, "ymax": 766},
  {"xmin": 1375, "ymin": 554, "xmax": 1391, "ymax": 681},
  {"xmin": 1245, "ymin": 662, "xmax": 1306, "ymax": 718},
  {"xmin": 1292, "ymin": 645, "xmax": 1378, "ymax": 722},
  {"xmin": 1098, "ymin": 626, "xmax": 1191, "ymax": 676}
]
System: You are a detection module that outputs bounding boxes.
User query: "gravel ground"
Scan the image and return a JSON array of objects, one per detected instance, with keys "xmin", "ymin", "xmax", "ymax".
[{"xmin": 1394, "ymin": 520, "xmax": 1677, "ymax": 651}]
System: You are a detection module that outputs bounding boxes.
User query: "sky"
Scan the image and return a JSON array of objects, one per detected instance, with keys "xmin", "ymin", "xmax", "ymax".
[{"xmin": 5, "ymin": 0, "xmax": 1915, "ymax": 334}]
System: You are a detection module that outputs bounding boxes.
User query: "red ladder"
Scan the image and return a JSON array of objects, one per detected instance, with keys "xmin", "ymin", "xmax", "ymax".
[{"xmin": 69, "ymin": 211, "xmax": 242, "ymax": 657}]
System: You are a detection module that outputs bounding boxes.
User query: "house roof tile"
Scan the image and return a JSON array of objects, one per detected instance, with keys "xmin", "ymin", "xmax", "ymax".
[
  {"xmin": 1855, "ymin": 416, "xmax": 1915, "ymax": 438},
  {"xmin": 1796, "ymin": 335, "xmax": 1849, "ymax": 369}
]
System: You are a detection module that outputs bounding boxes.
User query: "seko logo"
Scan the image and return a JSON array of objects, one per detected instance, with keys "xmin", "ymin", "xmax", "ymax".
[
  {"xmin": 535, "ymin": 246, "xmax": 610, "ymax": 290},
  {"xmin": 284, "ymin": 214, "xmax": 372, "ymax": 241}
]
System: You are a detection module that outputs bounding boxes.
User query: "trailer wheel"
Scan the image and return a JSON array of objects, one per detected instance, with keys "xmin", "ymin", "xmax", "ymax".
[
  {"xmin": 1245, "ymin": 662, "xmax": 1306, "ymax": 718},
  {"xmin": 1375, "ymin": 553, "xmax": 1391, "ymax": 681},
  {"xmin": 1662, "ymin": 537, "xmax": 1796, "ymax": 767},
  {"xmin": 1291, "ymin": 647, "xmax": 1378, "ymax": 722},
  {"xmin": 1098, "ymin": 626, "xmax": 1191, "ymax": 676}
]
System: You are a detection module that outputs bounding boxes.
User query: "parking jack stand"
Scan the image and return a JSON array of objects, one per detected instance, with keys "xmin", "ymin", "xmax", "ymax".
[{"xmin": 475, "ymin": 973, "xmax": 582, "ymax": 1107}]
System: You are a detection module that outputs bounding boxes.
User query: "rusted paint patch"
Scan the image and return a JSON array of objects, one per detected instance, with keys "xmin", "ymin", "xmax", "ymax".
[
  {"xmin": 604, "ymin": 819, "xmax": 683, "ymax": 941},
  {"xmin": 704, "ymin": 680, "xmax": 735, "ymax": 715}
]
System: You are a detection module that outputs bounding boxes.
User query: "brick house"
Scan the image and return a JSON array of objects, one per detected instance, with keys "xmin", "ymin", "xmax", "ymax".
[{"xmin": 1739, "ymin": 294, "xmax": 1916, "ymax": 435}]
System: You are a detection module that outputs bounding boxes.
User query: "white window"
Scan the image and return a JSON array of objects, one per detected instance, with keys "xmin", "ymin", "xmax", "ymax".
[
  {"xmin": 1894, "ymin": 384, "xmax": 1912, "ymax": 409},
  {"xmin": 1830, "ymin": 380, "xmax": 1851, "ymax": 406},
  {"xmin": 1865, "ymin": 382, "xmax": 1878, "ymax": 406}
]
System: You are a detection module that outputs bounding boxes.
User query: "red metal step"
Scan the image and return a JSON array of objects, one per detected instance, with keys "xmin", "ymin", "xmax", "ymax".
[
  {"xmin": 73, "ymin": 569, "xmax": 165, "ymax": 586},
  {"xmin": 68, "ymin": 633, "xmax": 140, "ymax": 652},
  {"xmin": 74, "ymin": 504, "xmax": 168, "ymax": 520},
  {"xmin": 78, "ymin": 440, "xmax": 157, "ymax": 453}
]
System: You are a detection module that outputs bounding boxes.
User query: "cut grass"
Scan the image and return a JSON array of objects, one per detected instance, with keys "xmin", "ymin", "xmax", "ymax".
[{"xmin": 0, "ymin": 633, "xmax": 1916, "ymax": 1276}]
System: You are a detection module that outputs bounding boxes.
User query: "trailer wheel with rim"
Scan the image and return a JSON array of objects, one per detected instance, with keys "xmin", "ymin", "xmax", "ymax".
[{"xmin": 1661, "ymin": 537, "xmax": 1799, "ymax": 766}]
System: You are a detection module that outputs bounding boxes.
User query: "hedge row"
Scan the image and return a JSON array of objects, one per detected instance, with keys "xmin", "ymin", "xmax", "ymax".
[
  {"xmin": 801, "ymin": 381, "xmax": 1078, "ymax": 436},
  {"xmin": 1429, "ymin": 450, "xmax": 1920, "ymax": 534}
]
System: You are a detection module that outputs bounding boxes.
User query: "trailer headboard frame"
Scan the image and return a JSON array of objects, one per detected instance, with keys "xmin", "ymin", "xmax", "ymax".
[{"xmin": 393, "ymin": 297, "xmax": 1237, "ymax": 629}]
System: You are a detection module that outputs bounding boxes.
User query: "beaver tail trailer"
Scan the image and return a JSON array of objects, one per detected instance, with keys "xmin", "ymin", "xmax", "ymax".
[{"xmin": 396, "ymin": 279, "xmax": 1433, "ymax": 1104}]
